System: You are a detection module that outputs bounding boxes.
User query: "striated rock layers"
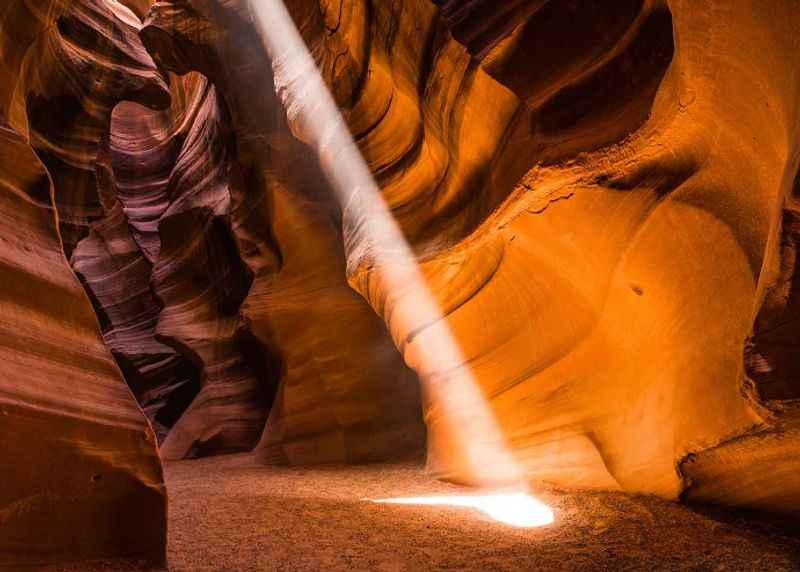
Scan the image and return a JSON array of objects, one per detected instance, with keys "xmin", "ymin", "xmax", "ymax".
[
  {"xmin": 0, "ymin": 0, "xmax": 166, "ymax": 565},
  {"xmin": 161, "ymin": 0, "xmax": 799, "ymax": 516},
  {"xmin": 2, "ymin": 0, "xmax": 800, "ymax": 564},
  {"xmin": 139, "ymin": 0, "xmax": 426, "ymax": 464}
]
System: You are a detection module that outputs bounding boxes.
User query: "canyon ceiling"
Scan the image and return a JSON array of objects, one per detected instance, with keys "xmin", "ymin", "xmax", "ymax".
[{"xmin": 2, "ymin": 0, "xmax": 800, "ymax": 565}]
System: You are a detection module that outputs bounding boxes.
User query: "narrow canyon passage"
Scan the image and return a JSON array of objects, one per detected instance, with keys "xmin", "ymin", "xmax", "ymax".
[{"xmin": 4, "ymin": 0, "xmax": 800, "ymax": 570}]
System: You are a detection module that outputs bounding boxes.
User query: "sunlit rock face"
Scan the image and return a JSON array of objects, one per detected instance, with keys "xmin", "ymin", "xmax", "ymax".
[
  {"xmin": 3, "ymin": 4, "xmax": 424, "ymax": 546},
  {"xmin": 114, "ymin": 0, "xmax": 800, "ymax": 514},
  {"xmin": 251, "ymin": 0, "xmax": 800, "ymax": 513},
  {"xmin": 0, "ymin": 0, "xmax": 166, "ymax": 564},
  {"xmin": 2, "ymin": 0, "xmax": 800, "ymax": 565},
  {"xmin": 140, "ymin": 0, "xmax": 427, "ymax": 464}
]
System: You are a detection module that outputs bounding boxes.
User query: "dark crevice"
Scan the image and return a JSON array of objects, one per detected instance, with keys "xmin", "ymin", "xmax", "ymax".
[
  {"xmin": 533, "ymin": 2, "xmax": 674, "ymax": 161},
  {"xmin": 746, "ymin": 166, "xmax": 800, "ymax": 401},
  {"xmin": 235, "ymin": 326, "xmax": 282, "ymax": 416}
]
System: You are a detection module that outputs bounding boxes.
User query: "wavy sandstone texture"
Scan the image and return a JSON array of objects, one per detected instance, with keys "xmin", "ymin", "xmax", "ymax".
[
  {"xmin": 140, "ymin": 0, "xmax": 426, "ymax": 464},
  {"xmin": 0, "ymin": 0, "xmax": 166, "ymax": 565},
  {"xmin": 224, "ymin": 0, "xmax": 798, "ymax": 512},
  {"xmin": 2, "ymin": 0, "xmax": 800, "ymax": 564}
]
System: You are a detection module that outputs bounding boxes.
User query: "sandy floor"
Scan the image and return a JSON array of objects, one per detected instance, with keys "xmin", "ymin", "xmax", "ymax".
[{"xmin": 43, "ymin": 453, "xmax": 800, "ymax": 571}]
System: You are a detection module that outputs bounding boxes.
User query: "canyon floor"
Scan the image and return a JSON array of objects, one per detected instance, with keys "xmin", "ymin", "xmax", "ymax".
[{"xmin": 41, "ymin": 454, "xmax": 800, "ymax": 571}]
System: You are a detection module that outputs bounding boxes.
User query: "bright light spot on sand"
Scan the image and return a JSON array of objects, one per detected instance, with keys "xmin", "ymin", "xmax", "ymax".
[
  {"xmin": 368, "ymin": 493, "xmax": 555, "ymax": 528},
  {"xmin": 249, "ymin": 0, "xmax": 553, "ymax": 525}
]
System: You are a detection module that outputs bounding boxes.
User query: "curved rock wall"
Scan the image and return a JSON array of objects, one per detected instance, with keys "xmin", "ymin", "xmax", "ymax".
[
  {"xmin": 255, "ymin": 0, "xmax": 800, "ymax": 513},
  {"xmin": 5, "ymin": 0, "xmax": 425, "ymax": 479},
  {"xmin": 3, "ymin": 5, "xmax": 800, "ymax": 566},
  {"xmin": 0, "ymin": 0, "xmax": 166, "ymax": 564},
  {"xmin": 141, "ymin": 0, "xmax": 426, "ymax": 464}
]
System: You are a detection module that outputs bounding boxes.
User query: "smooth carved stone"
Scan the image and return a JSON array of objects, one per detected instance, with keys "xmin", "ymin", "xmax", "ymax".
[
  {"xmin": 131, "ymin": 0, "xmax": 800, "ymax": 514},
  {"xmin": 3, "ymin": 5, "xmax": 800, "ymax": 568},
  {"xmin": 20, "ymin": 0, "xmax": 205, "ymax": 448},
  {"xmin": 71, "ymin": 190, "xmax": 201, "ymax": 442},
  {"xmin": 267, "ymin": 0, "xmax": 800, "ymax": 513},
  {"xmin": 147, "ymin": 78, "xmax": 276, "ymax": 459},
  {"xmin": 22, "ymin": 0, "xmax": 169, "ymax": 255},
  {"xmin": 142, "ymin": 0, "xmax": 426, "ymax": 464},
  {"xmin": 0, "ymin": 0, "xmax": 166, "ymax": 565}
]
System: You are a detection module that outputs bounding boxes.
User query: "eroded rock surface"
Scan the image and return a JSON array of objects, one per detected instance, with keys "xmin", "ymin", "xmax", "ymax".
[
  {"xmin": 0, "ymin": 0, "xmax": 166, "ymax": 564},
  {"xmin": 3, "ymin": 2, "xmax": 800, "ymax": 566},
  {"xmin": 141, "ymin": 0, "xmax": 426, "ymax": 464},
  {"xmin": 240, "ymin": 0, "xmax": 800, "ymax": 513}
]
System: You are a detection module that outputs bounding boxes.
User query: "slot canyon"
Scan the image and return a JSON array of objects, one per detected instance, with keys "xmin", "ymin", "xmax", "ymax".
[{"xmin": 2, "ymin": 0, "xmax": 800, "ymax": 569}]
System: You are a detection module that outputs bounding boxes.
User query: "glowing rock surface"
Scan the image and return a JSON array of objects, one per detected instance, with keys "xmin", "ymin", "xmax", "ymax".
[{"xmin": 2, "ymin": 0, "xmax": 800, "ymax": 566}]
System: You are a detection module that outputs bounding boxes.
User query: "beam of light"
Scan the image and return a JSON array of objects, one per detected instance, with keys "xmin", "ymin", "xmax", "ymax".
[
  {"xmin": 248, "ymin": 0, "xmax": 553, "ymax": 525},
  {"xmin": 368, "ymin": 494, "xmax": 555, "ymax": 528}
]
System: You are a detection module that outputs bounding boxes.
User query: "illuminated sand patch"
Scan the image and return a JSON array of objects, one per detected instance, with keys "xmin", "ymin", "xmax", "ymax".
[
  {"xmin": 368, "ymin": 492, "xmax": 555, "ymax": 528},
  {"xmin": 248, "ymin": 0, "xmax": 552, "ymax": 520}
]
